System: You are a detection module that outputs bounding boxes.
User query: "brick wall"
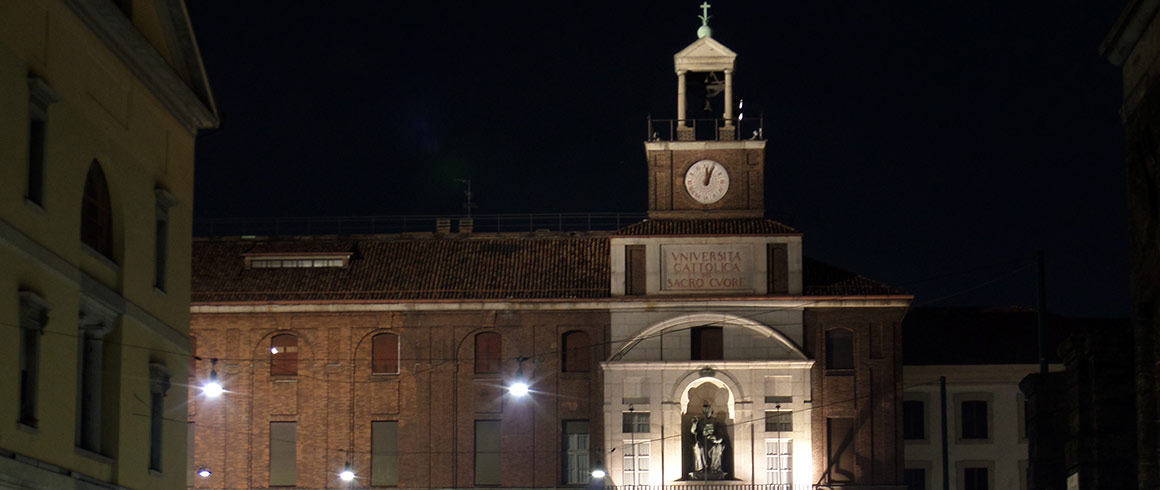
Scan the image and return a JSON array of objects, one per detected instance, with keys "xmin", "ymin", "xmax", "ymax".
[
  {"xmin": 805, "ymin": 307, "xmax": 907, "ymax": 487},
  {"xmin": 189, "ymin": 309, "xmax": 609, "ymax": 489}
]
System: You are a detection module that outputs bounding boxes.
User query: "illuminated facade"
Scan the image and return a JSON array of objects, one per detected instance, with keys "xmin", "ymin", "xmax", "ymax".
[
  {"xmin": 188, "ymin": 14, "xmax": 910, "ymax": 490},
  {"xmin": 0, "ymin": 0, "xmax": 216, "ymax": 489}
]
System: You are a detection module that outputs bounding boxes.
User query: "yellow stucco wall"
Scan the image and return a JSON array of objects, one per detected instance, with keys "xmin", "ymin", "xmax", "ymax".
[{"xmin": 0, "ymin": 0, "xmax": 210, "ymax": 488}]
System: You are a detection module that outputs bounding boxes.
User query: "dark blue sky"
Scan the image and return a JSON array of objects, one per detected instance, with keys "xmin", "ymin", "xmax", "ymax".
[{"xmin": 187, "ymin": 2, "xmax": 1130, "ymax": 318}]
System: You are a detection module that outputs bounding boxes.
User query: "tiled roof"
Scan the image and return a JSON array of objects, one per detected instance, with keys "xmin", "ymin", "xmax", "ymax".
[
  {"xmin": 802, "ymin": 257, "xmax": 906, "ymax": 296},
  {"xmin": 192, "ymin": 234, "xmax": 904, "ymax": 303},
  {"xmin": 614, "ymin": 218, "xmax": 799, "ymax": 236},
  {"xmin": 192, "ymin": 235, "xmax": 611, "ymax": 302}
]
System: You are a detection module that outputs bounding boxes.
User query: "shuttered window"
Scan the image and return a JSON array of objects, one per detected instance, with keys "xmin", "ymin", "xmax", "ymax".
[
  {"xmin": 372, "ymin": 333, "xmax": 399, "ymax": 375},
  {"xmin": 372, "ymin": 421, "xmax": 398, "ymax": 486},
  {"xmin": 270, "ymin": 422, "xmax": 296, "ymax": 486},
  {"xmin": 271, "ymin": 334, "xmax": 298, "ymax": 376},
  {"xmin": 474, "ymin": 420, "xmax": 501, "ymax": 485},
  {"xmin": 475, "ymin": 332, "xmax": 501, "ymax": 375},
  {"xmin": 825, "ymin": 329, "xmax": 854, "ymax": 370},
  {"xmin": 827, "ymin": 417, "xmax": 855, "ymax": 482},
  {"xmin": 626, "ymin": 245, "xmax": 646, "ymax": 295}
]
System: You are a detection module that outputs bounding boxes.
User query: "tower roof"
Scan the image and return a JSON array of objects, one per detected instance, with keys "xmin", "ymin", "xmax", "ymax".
[{"xmin": 674, "ymin": 36, "xmax": 737, "ymax": 73}]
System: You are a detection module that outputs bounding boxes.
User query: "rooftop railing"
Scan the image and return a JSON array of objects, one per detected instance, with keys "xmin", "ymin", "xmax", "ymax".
[
  {"xmin": 605, "ymin": 485, "xmax": 823, "ymax": 490},
  {"xmin": 647, "ymin": 117, "xmax": 765, "ymax": 142},
  {"xmin": 195, "ymin": 212, "xmax": 648, "ymax": 237}
]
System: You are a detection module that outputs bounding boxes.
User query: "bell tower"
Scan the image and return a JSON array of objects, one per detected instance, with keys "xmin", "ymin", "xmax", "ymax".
[{"xmin": 645, "ymin": 3, "xmax": 766, "ymax": 219}]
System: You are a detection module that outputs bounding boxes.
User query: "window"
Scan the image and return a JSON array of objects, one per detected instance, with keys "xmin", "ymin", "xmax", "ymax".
[
  {"xmin": 149, "ymin": 363, "xmax": 172, "ymax": 472},
  {"xmin": 625, "ymin": 245, "xmax": 646, "ymax": 295},
  {"xmin": 961, "ymin": 400, "xmax": 989, "ymax": 440},
  {"xmin": 77, "ymin": 299, "xmax": 116, "ymax": 454},
  {"xmin": 765, "ymin": 411, "xmax": 792, "ymax": 432},
  {"xmin": 270, "ymin": 334, "xmax": 298, "ymax": 376},
  {"xmin": 475, "ymin": 420, "xmax": 501, "ymax": 485},
  {"xmin": 563, "ymin": 420, "xmax": 590, "ymax": 484},
  {"xmin": 691, "ymin": 326, "xmax": 723, "ymax": 360},
  {"xmin": 247, "ymin": 256, "xmax": 349, "ymax": 268},
  {"xmin": 270, "ymin": 422, "xmax": 297, "ymax": 486},
  {"xmin": 372, "ymin": 421, "xmax": 398, "ymax": 486},
  {"xmin": 622, "ymin": 412, "xmax": 649, "ymax": 433},
  {"xmin": 18, "ymin": 291, "xmax": 50, "ymax": 427},
  {"xmin": 474, "ymin": 332, "xmax": 501, "ymax": 375},
  {"xmin": 372, "ymin": 333, "xmax": 399, "ymax": 375},
  {"xmin": 905, "ymin": 468, "xmax": 927, "ymax": 490},
  {"xmin": 963, "ymin": 466, "xmax": 989, "ymax": 490},
  {"xmin": 154, "ymin": 189, "xmax": 176, "ymax": 291},
  {"xmin": 562, "ymin": 331, "xmax": 590, "ymax": 372},
  {"xmin": 904, "ymin": 400, "xmax": 925, "ymax": 440},
  {"xmin": 765, "ymin": 439, "xmax": 792, "ymax": 488},
  {"xmin": 827, "ymin": 417, "xmax": 855, "ymax": 483},
  {"xmin": 622, "ymin": 441, "xmax": 649, "ymax": 485},
  {"xmin": 81, "ymin": 161, "xmax": 113, "ymax": 258},
  {"xmin": 767, "ymin": 243, "xmax": 788, "ymax": 294},
  {"xmin": 825, "ymin": 329, "xmax": 853, "ymax": 370},
  {"xmin": 26, "ymin": 76, "xmax": 56, "ymax": 207}
]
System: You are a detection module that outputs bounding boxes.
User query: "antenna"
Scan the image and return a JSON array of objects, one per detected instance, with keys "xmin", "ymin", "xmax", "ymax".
[{"xmin": 456, "ymin": 179, "xmax": 478, "ymax": 217}]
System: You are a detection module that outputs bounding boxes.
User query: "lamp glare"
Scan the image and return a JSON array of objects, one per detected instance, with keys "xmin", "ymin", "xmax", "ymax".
[
  {"xmin": 203, "ymin": 381, "xmax": 223, "ymax": 398},
  {"xmin": 197, "ymin": 468, "xmax": 212, "ymax": 478},
  {"xmin": 340, "ymin": 469, "xmax": 355, "ymax": 481},
  {"xmin": 509, "ymin": 381, "xmax": 530, "ymax": 397},
  {"xmin": 591, "ymin": 469, "xmax": 606, "ymax": 479}
]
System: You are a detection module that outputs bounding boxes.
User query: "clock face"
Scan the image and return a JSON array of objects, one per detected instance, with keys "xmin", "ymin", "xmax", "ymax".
[{"xmin": 684, "ymin": 160, "xmax": 730, "ymax": 204}]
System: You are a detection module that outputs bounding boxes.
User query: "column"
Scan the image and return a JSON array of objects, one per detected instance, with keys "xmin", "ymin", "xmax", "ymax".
[
  {"xmin": 723, "ymin": 69, "xmax": 734, "ymax": 126},
  {"xmin": 677, "ymin": 70, "xmax": 688, "ymax": 127}
]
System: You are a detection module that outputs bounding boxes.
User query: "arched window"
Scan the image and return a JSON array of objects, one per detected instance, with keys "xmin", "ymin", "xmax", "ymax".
[
  {"xmin": 561, "ymin": 331, "xmax": 590, "ymax": 372},
  {"xmin": 825, "ymin": 329, "xmax": 854, "ymax": 370},
  {"xmin": 271, "ymin": 334, "xmax": 298, "ymax": 375},
  {"xmin": 81, "ymin": 160, "xmax": 113, "ymax": 258},
  {"xmin": 372, "ymin": 333, "xmax": 399, "ymax": 375},
  {"xmin": 474, "ymin": 332, "xmax": 501, "ymax": 374}
]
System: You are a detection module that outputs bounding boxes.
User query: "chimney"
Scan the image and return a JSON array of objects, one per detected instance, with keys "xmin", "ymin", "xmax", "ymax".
[
  {"xmin": 436, "ymin": 218, "xmax": 451, "ymax": 233},
  {"xmin": 458, "ymin": 217, "xmax": 474, "ymax": 234}
]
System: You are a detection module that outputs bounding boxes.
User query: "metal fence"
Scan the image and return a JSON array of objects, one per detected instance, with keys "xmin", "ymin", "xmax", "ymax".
[
  {"xmin": 647, "ymin": 117, "xmax": 765, "ymax": 142},
  {"xmin": 606, "ymin": 485, "xmax": 818, "ymax": 490},
  {"xmin": 194, "ymin": 212, "xmax": 648, "ymax": 237}
]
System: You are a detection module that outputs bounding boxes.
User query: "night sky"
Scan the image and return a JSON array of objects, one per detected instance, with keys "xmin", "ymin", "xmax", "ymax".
[{"xmin": 186, "ymin": 2, "xmax": 1129, "ymax": 318}]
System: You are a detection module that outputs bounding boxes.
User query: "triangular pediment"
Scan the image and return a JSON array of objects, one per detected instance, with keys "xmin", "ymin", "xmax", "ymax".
[{"xmin": 674, "ymin": 36, "xmax": 737, "ymax": 73}]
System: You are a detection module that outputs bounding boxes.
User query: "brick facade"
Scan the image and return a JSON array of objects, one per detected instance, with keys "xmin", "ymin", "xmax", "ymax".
[{"xmin": 191, "ymin": 309, "xmax": 608, "ymax": 489}]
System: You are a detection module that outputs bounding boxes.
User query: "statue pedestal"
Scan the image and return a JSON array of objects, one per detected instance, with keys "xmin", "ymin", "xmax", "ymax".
[{"xmin": 687, "ymin": 470, "xmax": 728, "ymax": 481}]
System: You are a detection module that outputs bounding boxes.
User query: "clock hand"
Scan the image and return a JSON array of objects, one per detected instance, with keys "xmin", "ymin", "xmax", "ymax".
[{"xmin": 704, "ymin": 166, "xmax": 712, "ymax": 186}]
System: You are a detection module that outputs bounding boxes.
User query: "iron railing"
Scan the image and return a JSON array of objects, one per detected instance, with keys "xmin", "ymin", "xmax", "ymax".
[
  {"xmin": 606, "ymin": 485, "xmax": 815, "ymax": 490},
  {"xmin": 194, "ymin": 212, "xmax": 648, "ymax": 237},
  {"xmin": 647, "ymin": 117, "xmax": 765, "ymax": 142}
]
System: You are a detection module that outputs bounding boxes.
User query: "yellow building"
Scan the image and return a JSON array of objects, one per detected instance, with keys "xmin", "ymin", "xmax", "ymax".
[{"xmin": 0, "ymin": 0, "xmax": 216, "ymax": 488}]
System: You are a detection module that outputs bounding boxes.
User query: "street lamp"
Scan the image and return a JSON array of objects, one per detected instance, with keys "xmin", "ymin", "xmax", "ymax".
[
  {"xmin": 202, "ymin": 358, "xmax": 222, "ymax": 398},
  {"xmin": 509, "ymin": 356, "xmax": 531, "ymax": 397},
  {"xmin": 339, "ymin": 462, "xmax": 355, "ymax": 482}
]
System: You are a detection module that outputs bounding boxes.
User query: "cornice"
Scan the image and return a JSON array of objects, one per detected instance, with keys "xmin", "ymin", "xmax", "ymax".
[{"xmin": 62, "ymin": 0, "xmax": 218, "ymax": 133}]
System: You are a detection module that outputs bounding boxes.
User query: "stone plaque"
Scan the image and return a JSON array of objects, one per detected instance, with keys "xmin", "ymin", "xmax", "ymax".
[{"xmin": 661, "ymin": 244, "xmax": 753, "ymax": 292}]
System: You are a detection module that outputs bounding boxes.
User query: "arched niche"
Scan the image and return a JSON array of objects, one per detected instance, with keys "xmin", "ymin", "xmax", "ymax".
[{"xmin": 678, "ymin": 375, "xmax": 736, "ymax": 479}]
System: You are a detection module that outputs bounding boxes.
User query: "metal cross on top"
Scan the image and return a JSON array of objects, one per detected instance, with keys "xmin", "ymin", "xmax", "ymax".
[{"xmin": 698, "ymin": 2, "xmax": 712, "ymax": 26}]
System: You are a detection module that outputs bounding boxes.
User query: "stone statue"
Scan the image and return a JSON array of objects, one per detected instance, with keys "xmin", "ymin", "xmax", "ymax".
[{"xmin": 689, "ymin": 404, "xmax": 727, "ymax": 479}]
